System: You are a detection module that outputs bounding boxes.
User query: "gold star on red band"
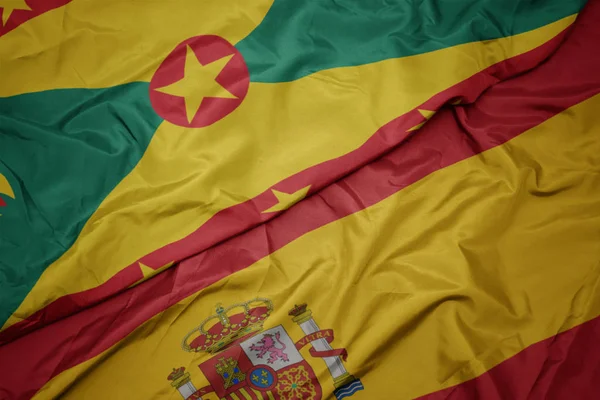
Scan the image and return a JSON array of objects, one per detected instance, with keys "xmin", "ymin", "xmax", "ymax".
[{"xmin": 0, "ymin": 0, "xmax": 31, "ymax": 26}]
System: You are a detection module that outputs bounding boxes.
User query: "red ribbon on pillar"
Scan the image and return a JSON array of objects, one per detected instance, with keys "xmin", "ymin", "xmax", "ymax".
[
  {"xmin": 295, "ymin": 329, "xmax": 348, "ymax": 361},
  {"xmin": 190, "ymin": 385, "xmax": 215, "ymax": 399}
]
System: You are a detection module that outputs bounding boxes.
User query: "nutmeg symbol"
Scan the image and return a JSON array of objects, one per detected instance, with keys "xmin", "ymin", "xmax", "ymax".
[{"xmin": 0, "ymin": 173, "xmax": 15, "ymax": 209}]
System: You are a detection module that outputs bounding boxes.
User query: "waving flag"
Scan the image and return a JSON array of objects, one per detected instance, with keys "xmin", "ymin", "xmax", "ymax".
[{"xmin": 1, "ymin": 0, "xmax": 599, "ymax": 399}]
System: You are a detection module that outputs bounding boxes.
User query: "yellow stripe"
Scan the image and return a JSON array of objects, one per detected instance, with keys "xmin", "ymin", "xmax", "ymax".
[
  {"xmin": 251, "ymin": 388, "xmax": 265, "ymax": 400},
  {"xmin": 239, "ymin": 388, "xmax": 253, "ymax": 400},
  {"xmin": 35, "ymin": 94, "xmax": 600, "ymax": 398},
  {"xmin": 266, "ymin": 391, "xmax": 275, "ymax": 400},
  {"xmin": 230, "ymin": 393, "xmax": 241, "ymax": 400},
  {"xmin": 2, "ymin": 16, "xmax": 575, "ymax": 330},
  {"xmin": 0, "ymin": 0, "xmax": 274, "ymax": 96}
]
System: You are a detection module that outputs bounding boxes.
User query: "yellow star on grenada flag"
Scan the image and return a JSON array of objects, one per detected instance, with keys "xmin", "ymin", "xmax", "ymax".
[
  {"xmin": 155, "ymin": 45, "xmax": 237, "ymax": 123},
  {"xmin": 407, "ymin": 109, "xmax": 436, "ymax": 132},
  {"xmin": 128, "ymin": 261, "xmax": 174, "ymax": 288},
  {"xmin": 0, "ymin": 0, "xmax": 31, "ymax": 26},
  {"xmin": 262, "ymin": 186, "xmax": 311, "ymax": 213}
]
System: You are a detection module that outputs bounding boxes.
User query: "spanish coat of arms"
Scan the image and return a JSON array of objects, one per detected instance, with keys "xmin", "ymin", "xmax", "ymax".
[{"xmin": 167, "ymin": 298, "xmax": 364, "ymax": 400}]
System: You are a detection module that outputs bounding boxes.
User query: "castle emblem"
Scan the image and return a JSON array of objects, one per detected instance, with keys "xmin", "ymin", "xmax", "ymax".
[
  {"xmin": 168, "ymin": 298, "xmax": 364, "ymax": 399},
  {"xmin": 215, "ymin": 357, "xmax": 245, "ymax": 389}
]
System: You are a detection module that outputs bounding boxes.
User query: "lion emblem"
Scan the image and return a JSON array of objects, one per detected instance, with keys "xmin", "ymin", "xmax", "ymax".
[{"xmin": 249, "ymin": 331, "xmax": 290, "ymax": 364}]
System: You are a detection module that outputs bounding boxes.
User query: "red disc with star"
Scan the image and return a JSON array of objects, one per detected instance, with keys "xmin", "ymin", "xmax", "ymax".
[{"xmin": 149, "ymin": 35, "xmax": 249, "ymax": 128}]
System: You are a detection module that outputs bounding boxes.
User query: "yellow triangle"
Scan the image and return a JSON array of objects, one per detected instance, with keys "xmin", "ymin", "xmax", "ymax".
[
  {"xmin": 407, "ymin": 109, "xmax": 436, "ymax": 132},
  {"xmin": 131, "ymin": 261, "xmax": 174, "ymax": 287},
  {"xmin": 451, "ymin": 99, "xmax": 462, "ymax": 105},
  {"xmin": 262, "ymin": 186, "xmax": 311, "ymax": 213},
  {"xmin": 0, "ymin": 173, "xmax": 15, "ymax": 199}
]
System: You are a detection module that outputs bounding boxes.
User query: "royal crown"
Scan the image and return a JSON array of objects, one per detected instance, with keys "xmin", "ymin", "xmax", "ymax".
[
  {"xmin": 167, "ymin": 367, "xmax": 186, "ymax": 381},
  {"xmin": 288, "ymin": 303, "xmax": 313, "ymax": 324},
  {"xmin": 167, "ymin": 366, "xmax": 192, "ymax": 389},
  {"xmin": 288, "ymin": 303, "xmax": 308, "ymax": 317},
  {"xmin": 182, "ymin": 298, "xmax": 273, "ymax": 354}
]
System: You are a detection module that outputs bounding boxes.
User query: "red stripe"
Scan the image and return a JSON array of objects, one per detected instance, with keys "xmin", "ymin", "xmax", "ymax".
[
  {"xmin": 0, "ymin": 0, "xmax": 71, "ymax": 38},
  {"xmin": 0, "ymin": 197, "xmax": 5, "ymax": 207},
  {"xmin": 0, "ymin": 11, "xmax": 577, "ymax": 344},
  {"xmin": 2, "ymin": 2, "xmax": 600, "ymax": 398},
  {"xmin": 418, "ymin": 315, "xmax": 600, "ymax": 400}
]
